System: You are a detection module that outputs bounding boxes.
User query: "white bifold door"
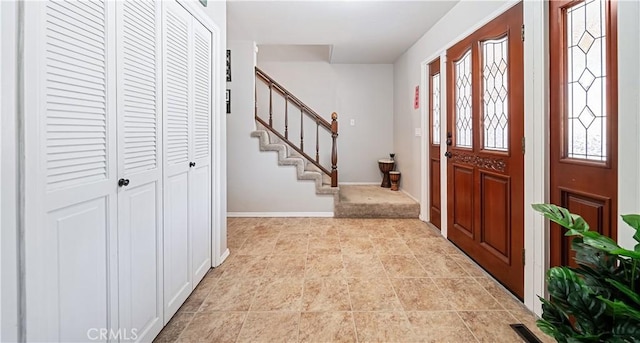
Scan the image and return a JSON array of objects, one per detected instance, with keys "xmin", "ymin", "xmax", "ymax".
[
  {"xmin": 23, "ymin": 0, "xmax": 213, "ymax": 341},
  {"xmin": 115, "ymin": 0, "xmax": 164, "ymax": 342},
  {"xmin": 162, "ymin": 0, "xmax": 212, "ymax": 322},
  {"xmin": 24, "ymin": 1, "xmax": 119, "ymax": 341}
]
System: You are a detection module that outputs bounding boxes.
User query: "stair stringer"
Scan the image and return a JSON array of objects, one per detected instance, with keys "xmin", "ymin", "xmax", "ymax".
[{"xmin": 251, "ymin": 128, "xmax": 338, "ymax": 195}]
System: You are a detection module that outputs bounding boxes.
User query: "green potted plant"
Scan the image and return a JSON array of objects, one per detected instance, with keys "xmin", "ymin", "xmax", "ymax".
[{"xmin": 532, "ymin": 204, "xmax": 640, "ymax": 342}]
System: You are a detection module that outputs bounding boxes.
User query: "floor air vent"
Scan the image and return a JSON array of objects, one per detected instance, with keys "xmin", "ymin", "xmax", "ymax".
[{"xmin": 510, "ymin": 323, "xmax": 543, "ymax": 343}]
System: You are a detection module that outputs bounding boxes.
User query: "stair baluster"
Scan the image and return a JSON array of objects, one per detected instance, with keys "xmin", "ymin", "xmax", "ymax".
[{"xmin": 254, "ymin": 67, "xmax": 338, "ymax": 187}]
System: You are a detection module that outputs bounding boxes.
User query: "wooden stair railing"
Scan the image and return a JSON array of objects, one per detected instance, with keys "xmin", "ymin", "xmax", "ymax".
[{"xmin": 255, "ymin": 67, "xmax": 338, "ymax": 187}]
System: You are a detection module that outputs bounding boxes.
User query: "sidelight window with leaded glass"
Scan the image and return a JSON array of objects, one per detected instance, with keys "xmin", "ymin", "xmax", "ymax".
[
  {"xmin": 566, "ymin": 0, "xmax": 607, "ymax": 161},
  {"xmin": 454, "ymin": 50, "xmax": 472, "ymax": 148},
  {"xmin": 431, "ymin": 73, "xmax": 441, "ymax": 145}
]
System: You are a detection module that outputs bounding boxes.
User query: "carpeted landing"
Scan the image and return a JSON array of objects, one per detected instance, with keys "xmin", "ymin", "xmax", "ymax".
[{"xmin": 334, "ymin": 185, "xmax": 420, "ymax": 218}]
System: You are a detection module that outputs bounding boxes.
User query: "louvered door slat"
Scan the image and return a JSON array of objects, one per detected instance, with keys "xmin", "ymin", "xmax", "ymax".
[
  {"xmin": 192, "ymin": 25, "xmax": 210, "ymax": 160},
  {"xmin": 164, "ymin": 9, "xmax": 190, "ymax": 166},
  {"xmin": 45, "ymin": 0, "xmax": 108, "ymax": 190},
  {"xmin": 120, "ymin": 0, "xmax": 158, "ymax": 174}
]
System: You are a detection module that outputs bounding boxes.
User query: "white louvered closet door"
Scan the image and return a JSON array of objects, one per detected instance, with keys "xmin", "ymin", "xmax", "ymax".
[
  {"xmin": 162, "ymin": 0, "xmax": 193, "ymax": 322},
  {"xmin": 116, "ymin": 0, "xmax": 163, "ymax": 341},
  {"xmin": 189, "ymin": 17, "xmax": 212, "ymax": 288},
  {"xmin": 24, "ymin": 0, "xmax": 118, "ymax": 341}
]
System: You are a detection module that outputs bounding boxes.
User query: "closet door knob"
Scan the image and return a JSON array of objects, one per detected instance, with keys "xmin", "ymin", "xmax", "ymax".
[
  {"xmin": 189, "ymin": 162, "xmax": 196, "ymax": 168},
  {"xmin": 118, "ymin": 178, "xmax": 130, "ymax": 187}
]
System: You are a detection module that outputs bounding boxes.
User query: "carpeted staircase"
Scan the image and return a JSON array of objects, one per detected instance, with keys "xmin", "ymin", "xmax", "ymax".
[
  {"xmin": 251, "ymin": 124, "xmax": 338, "ymax": 195},
  {"xmin": 252, "ymin": 123, "xmax": 419, "ymax": 218}
]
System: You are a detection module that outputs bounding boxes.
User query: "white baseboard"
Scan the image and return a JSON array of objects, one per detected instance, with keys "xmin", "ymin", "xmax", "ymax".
[
  {"xmin": 338, "ymin": 182, "xmax": 379, "ymax": 185},
  {"xmin": 215, "ymin": 248, "xmax": 230, "ymax": 267},
  {"xmin": 227, "ymin": 212, "xmax": 334, "ymax": 218}
]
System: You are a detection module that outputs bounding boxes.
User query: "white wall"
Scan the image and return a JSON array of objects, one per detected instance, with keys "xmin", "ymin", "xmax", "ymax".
[
  {"xmin": 257, "ymin": 61, "xmax": 394, "ymax": 183},
  {"xmin": 1, "ymin": 1, "xmax": 19, "ymax": 341},
  {"xmin": 226, "ymin": 40, "xmax": 334, "ymax": 214},
  {"xmin": 617, "ymin": 0, "xmax": 640, "ymax": 251}
]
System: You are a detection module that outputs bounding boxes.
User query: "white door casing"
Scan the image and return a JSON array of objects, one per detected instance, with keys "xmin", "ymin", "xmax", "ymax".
[{"xmin": 116, "ymin": 0, "xmax": 164, "ymax": 341}]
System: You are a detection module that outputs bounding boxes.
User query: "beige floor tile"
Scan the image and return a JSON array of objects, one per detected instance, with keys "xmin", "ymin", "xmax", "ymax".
[
  {"xmin": 178, "ymin": 272, "xmax": 219, "ymax": 312},
  {"xmin": 391, "ymin": 278, "xmax": 452, "ymax": 311},
  {"xmin": 215, "ymin": 255, "xmax": 269, "ymax": 278},
  {"xmin": 302, "ymin": 278, "xmax": 351, "ymax": 311},
  {"xmin": 306, "ymin": 254, "xmax": 346, "ymax": 278},
  {"xmin": 404, "ymin": 237, "xmax": 450, "ymax": 255},
  {"xmin": 177, "ymin": 312, "xmax": 246, "ymax": 343},
  {"xmin": 227, "ymin": 235, "xmax": 247, "ymax": 249},
  {"xmin": 364, "ymin": 225, "xmax": 401, "ymax": 239},
  {"xmin": 340, "ymin": 236, "xmax": 377, "ymax": 254},
  {"xmin": 251, "ymin": 278, "xmax": 304, "ymax": 311},
  {"xmin": 347, "ymin": 278, "xmax": 403, "ymax": 311},
  {"xmin": 274, "ymin": 234, "xmax": 309, "ymax": 254},
  {"xmin": 370, "ymin": 237, "xmax": 413, "ymax": 255},
  {"xmin": 299, "ymin": 312, "xmax": 357, "ymax": 343},
  {"xmin": 352, "ymin": 311, "xmax": 417, "ymax": 343},
  {"xmin": 414, "ymin": 254, "xmax": 470, "ymax": 278},
  {"xmin": 475, "ymin": 277, "xmax": 524, "ymax": 311},
  {"xmin": 458, "ymin": 311, "xmax": 524, "ymax": 343},
  {"xmin": 236, "ymin": 235, "xmax": 278, "ymax": 255},
  {"xmin": 433, "ymin": 278, "xmax": 502, "ymax": 310},
  {"xmin": 342, "ymin": 254, "xmax": 386, "ymax": 278},
  {"xmin": 199, "ymin": 277, "xmax": 261, "ymax": 312},
  {"xmin": 393, "ymin": 222, "xmax": 438, "ymax": 239},
  {"xmin": 154, "ymin": 312, "xmax": 194, "ymax": 343},
  {"xmin": 237, "ymin": 312, "xmax": 299, "ymax": 343},
  {"xmin": 406, "ymin": 311, "xmax": 477, "ymax": 343},
  {"xmin": 264, "ymin": 254, "xmax": 306, "ymax": 278},
  {"xmin": 308, "ymin": 236, "xmax": 342, "ymax": 254},
  {"xmin": 449, "ymin": 254, "xmax": 487, "ymax": 277},
  {"xmin": 379, "ymin": 255, "xmax": 428, "ymax": 277}
]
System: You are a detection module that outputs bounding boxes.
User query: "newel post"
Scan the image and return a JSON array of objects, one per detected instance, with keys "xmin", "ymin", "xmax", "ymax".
[{"xmin": 331, "ymin": 112, "xmax": 338, "ymax": 187}]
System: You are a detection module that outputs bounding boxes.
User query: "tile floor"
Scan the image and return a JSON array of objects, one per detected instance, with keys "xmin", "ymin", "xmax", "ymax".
[{"xmin": 155, "ymin": 217, "xmax": 554, "ymax": 343}]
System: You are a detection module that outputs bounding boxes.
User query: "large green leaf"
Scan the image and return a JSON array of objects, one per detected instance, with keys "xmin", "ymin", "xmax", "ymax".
[
  {"xmin": 611, "ymin": 320, "xmax": 640, "ymax": 343},
  {"xmin": 605, "ymin": 278, "xmax": 640, "ymax": 306},
  {"xmin": 566, "ymin": 290, "xmax": 607, "ymax": 334},
  {"xmin": 532, "ymin": 204, "xmax": 590, "ymax": 232},
  {"xmin": 547, "ymin": 267, "xmax": 585, "ymax": 304},
  {"xmin": 622, "ymin": 214, "xmax": 640, "ymax": 241},
  {"xmin": 597, "ymin": 297, "xmax": 640, "ymax": 321}
]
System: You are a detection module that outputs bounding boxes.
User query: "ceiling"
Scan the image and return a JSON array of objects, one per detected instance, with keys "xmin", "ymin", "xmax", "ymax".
[{"xmin": 227, "ymin": 1, "xmax": 459, "ymax": 64}]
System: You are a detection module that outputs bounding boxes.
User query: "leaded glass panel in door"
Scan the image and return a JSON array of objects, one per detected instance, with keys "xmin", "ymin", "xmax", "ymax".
[
  {"xmin": 431, "ymin": 73, "xmax": 441, "ymax": 145},
  {"xmin": 454, "ymin": 50, "xmax": 472, "ymax": 148},
  {"xmin": 482, "ymin": 37, "xmax": 509, "ymax": 151}
]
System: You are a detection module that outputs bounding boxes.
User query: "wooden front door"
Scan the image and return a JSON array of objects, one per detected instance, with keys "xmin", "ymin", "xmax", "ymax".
[
  {"xmin": 446, "ymin": 3, "xmax": 524, "ymax": 298},
  {"xmin": 549, "ymin": 0, "xmax": 618, "ymax": 267},
  {"xmin": 429, "ymin": 58, "xmax": 442, "ymax": 230}
]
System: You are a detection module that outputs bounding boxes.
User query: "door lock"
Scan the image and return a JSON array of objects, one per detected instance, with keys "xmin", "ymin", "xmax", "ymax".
[
  {"xmin": 444, "ymin": 151, "xmax": 452, "ymax": 159},
  {"xmin": 118, "ymin": 178, "xmax": 130, "ymax": 187},
  {"xmin": 446, "ymin": 132, "xmax": 452, "ymax": 146}
]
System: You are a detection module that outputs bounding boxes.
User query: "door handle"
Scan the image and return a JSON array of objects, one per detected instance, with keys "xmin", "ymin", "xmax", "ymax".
[
  {"xmin": 189, "ymin": 162, "xmax": 196, "ymax": 168},
  {"xmin": 444, "ymin": 152, "xmax": 452, "ymax": 159},
  {"xmin": 118, "ymin": 178, "xmax": 130, "ymax": 187}
]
